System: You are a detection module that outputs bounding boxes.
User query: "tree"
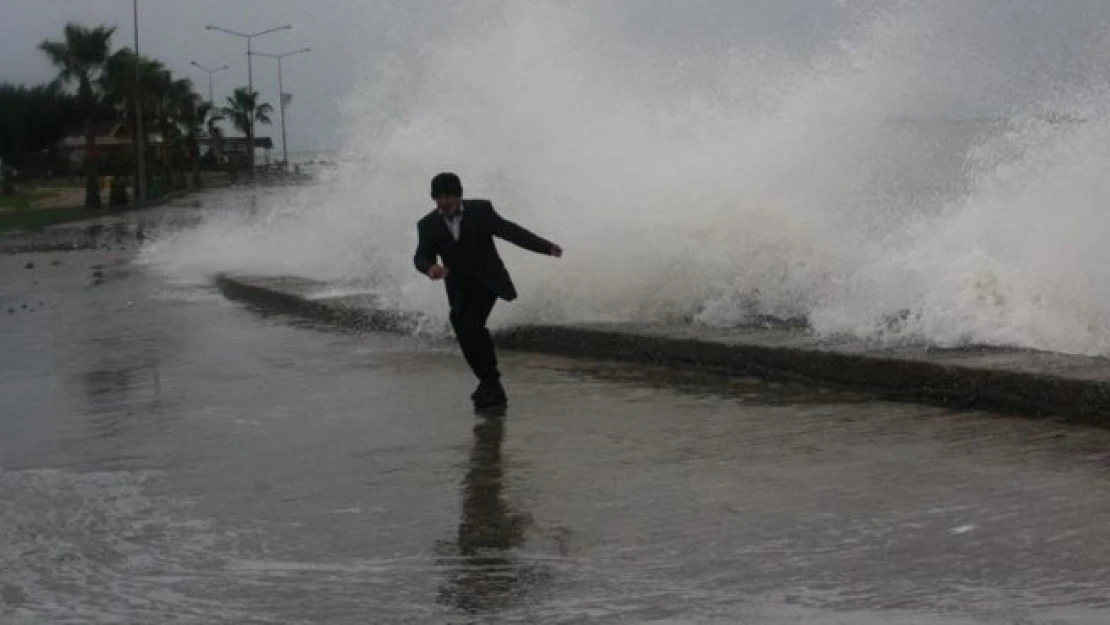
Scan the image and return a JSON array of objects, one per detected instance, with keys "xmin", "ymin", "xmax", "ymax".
[
  {"xmin": 102, "ymin": 51, "xmax": 211, "ymax": 195},
  {"xmin": 204, "ymin": 104, "xmax": 225, "ymax": 169},
  {"xmin": 177, "ymin": 93, "xmax": 221, "ymax": 188},
  {"xmin": 156, "ymin": 75, "xmax": 196, "ymax": 191},
  {"xmin": 0, "ymin": 83, "xmax": 83, "ymax": 173},
  {"xmin": 101, "ymin": 48, "xmax": 164, "ymax": 197},
  {"xmin": 39, "ymin": 23, "xmax": 116, "ymax": 208},
  {"xmin": 221, "ymin": 88, "xmax": 272, "ymax": 179}
]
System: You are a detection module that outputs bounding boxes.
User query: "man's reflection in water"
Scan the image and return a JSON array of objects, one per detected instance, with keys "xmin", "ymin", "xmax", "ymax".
[{"xmin": 436, "ymin": 418, "xmax": 548, "ymax": 615}]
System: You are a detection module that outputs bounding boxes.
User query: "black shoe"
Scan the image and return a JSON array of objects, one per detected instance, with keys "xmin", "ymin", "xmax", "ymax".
[
  {"xmin": 472, "ymin": 380, "xmax": 507, "ymax": 409},
  {"xmin": 489, "ymin": 379, "xmax": 507, "ymax": 405},
  {"xmin": 470, "ymin": 379, "xmax": 498, "ymax": 401}
]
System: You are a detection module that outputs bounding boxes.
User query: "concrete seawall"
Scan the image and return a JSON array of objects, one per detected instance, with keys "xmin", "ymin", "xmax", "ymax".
[{"xmin": 216, "ymin": 274, "xmax": 1110, "ymax": 424}]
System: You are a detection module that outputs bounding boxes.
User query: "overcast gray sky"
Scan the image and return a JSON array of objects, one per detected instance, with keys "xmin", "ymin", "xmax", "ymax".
[
  {"xmin": 4, "ymin": 1, "xmax": 1110, "ymax": 154},
  {"xmin": 0, "ymin": 0, "xmax": 385, "ymax": 153}
]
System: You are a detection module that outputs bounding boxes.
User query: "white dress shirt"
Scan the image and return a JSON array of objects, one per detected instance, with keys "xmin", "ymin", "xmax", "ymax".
[{"xmin": 442, "ymin": 205, "xmax": 464, "ymax": 241}]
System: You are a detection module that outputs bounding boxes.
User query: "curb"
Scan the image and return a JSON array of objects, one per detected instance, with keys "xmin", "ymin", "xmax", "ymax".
[
  {"xmin": 215, "ymin": 274, "xmax": 421, "ymax": 334},
  {"xmin": 216, "ymin": 273, "xmax": 1110, "ymax": 424}
]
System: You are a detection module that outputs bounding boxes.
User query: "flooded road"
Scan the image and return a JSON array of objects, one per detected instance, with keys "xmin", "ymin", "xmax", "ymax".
[{"xmin": 3, "ymin": 248, "xmax": 1110, "ymax": 624}]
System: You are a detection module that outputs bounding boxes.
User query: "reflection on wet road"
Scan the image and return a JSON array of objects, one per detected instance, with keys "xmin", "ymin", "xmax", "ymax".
[
  {"xmin": 3, "ymin": 249, "xmax": 1110, "ymax": 624},
  {"xmin": 435, "ymin": 417, "xmax": 551, "ymax": 616}
]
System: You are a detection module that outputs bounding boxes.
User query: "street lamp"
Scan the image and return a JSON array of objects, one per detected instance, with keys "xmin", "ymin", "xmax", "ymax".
[
  {"xmin": 204, "ymin": 23, "xmax": 292, "ymax": 178},
  {"xmin": 190, "ymin": 61, "xmax": 229, "ymax": 106},
  {"xmin": 133, "ymin": 0, "xmax": 145, "ymax": 203},
  {"xmin": 252, "ymin": 47, "xmax": 310, "ymax": 169}
]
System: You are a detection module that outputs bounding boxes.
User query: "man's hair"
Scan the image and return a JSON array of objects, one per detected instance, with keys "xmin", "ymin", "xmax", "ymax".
[{"xmin": 430, "ymin": 172, "xmax": 463, "ymax": 198}]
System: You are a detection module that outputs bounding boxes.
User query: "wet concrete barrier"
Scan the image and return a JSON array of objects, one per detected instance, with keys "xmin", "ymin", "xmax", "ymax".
[
  {"xmin": 216, "ymin": 274, "xmax": 1110, "ymax": 423},
  {"xmin": 215, "ymin": 274, "xmax": 421, "ymax": 334}
]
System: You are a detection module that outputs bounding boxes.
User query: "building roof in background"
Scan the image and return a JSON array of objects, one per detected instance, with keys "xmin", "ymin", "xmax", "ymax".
[
  {"xmin": 222, "ymin": 137, "xmax": 274, "ymax": 149},
  {"xmin": 57, "ymin": 123, "xmax": 165, "ymax": 149}
]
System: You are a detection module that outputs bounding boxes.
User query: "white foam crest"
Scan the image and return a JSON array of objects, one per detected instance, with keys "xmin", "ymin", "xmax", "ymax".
[
  {"xmin": 819, "ymin": 102, "xmax": 1110, "ymax": 354},
  {"xmin": 299, "ymin": 2, "xmax": 946, "ymax": 329},
  {"xmin": 139, "ymin": 1, "xmax": 1110, "ymax": 355}
]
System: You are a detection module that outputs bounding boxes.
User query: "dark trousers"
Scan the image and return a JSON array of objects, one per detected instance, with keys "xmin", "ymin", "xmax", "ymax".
[{"xmin": 448, "ymin": 281, "xmax": 500, "ymax": 383}]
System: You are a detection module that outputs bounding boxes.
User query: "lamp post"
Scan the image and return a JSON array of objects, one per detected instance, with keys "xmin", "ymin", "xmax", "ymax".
[
  {"xmin": 252, "ymin": 47, "xmax": 310, "ymax": 169},
  {"xmin": 132, "ymin": 0, "xmax": 145, "ymax": 203},
  {"xmin": 190, "ymin": 61, "xmax": 229, "ymax": 106},
  {"xmin": 204, "ymin": 23, "xmax": 291, "ymax": 178}
]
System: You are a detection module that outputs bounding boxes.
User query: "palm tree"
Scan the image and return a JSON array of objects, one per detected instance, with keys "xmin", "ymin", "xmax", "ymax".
[
  {"xmin": 162, "ymin": 77, "xmax": 197, "ymax": 190},
  {"xmin": 146, "ymin": 69, "xmax": 175, "ymax": 192},
  {"xmin": 178, "ymin": 94, "xmax": 222, "ymax": 188},
  {"xmin": 39, "ymin": 23, "xmax": 116, "ymax": 208},
  {"xmin": 104, "ymin": 55, "xmax": 209, "ymax": 194},
  {"xmin": 101, "ymin": 48, "xmax": 165, "ymax": 199},
  {"xmin": 204, "ymin": 105, "xmax": 226, "ymax": 169},
  {"xmin": 221, "ymin": 88, "xmax": 272, "ymax": 179}
]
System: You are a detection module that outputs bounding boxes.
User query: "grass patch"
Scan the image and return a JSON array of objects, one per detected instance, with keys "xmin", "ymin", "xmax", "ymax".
[
  {"xmin": 0, "ymin": 187, "xmax": 201, "ymax": 232},
  {"xmin": 24, "ymin": 179, "xmax": 86, "ymax": 190},
  {"xmin": 0, "ymin": 189, "xmax": 60, "ymax": 212},
  {"xmin": 0, "ymin": 194, "xmax": 34, "ymax": 211},
  {"xmin": 0, "ymin": 205, "xmax": 96, "ymax": 231}
]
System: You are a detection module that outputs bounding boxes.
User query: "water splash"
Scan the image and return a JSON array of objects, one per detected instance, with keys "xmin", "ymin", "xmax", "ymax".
[{"xmin": 138, "ymin": 1, "xmax": 1110, "ymax": 355}]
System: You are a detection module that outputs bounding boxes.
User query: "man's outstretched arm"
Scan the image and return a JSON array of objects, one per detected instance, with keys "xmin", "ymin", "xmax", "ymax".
[{"xmin": 488, "ymin": 203, "xmax": 560, "ymax": 256}]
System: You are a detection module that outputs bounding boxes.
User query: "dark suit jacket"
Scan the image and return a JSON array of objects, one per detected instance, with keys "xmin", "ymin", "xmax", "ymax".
[{"xmin": 413, "ymin": 199, "xmax": 554, "ymax": 302}]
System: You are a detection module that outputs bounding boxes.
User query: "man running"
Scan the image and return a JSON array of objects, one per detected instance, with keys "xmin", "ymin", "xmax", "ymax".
[{"xmin": 413, "ymin": 172, "xmax": 562, "ymax": 410}]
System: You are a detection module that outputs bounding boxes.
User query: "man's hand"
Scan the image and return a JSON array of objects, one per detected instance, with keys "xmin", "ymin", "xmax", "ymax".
[
  {"xmin": 550, "ymin": 243, "xmax": 563, "ymax": 258},
  {"xmin": 427, "ymin": 264, "xmax": 449, "ymax": 280}
]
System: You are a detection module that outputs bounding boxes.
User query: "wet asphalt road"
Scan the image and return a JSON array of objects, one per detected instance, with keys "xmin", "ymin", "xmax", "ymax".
[{"xmin": 3, "ymin": 248, "xmax": 1110, "ymax": 625}]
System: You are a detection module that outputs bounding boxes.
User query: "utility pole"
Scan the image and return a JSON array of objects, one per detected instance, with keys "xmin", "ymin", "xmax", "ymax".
[
  {"xmin": 133, "ymin": 0, "xmax": 145, "ymax": 203},
  {"xmin": 190, "ymin": 61, "xmax": 229, "ymax": 106},
  {"xmin": 252, "ymin": 47, "xmax": 310, "ymax": 169},
  {"xmin": 204, "ymin": 23, "xmax": 291, "ymax": 179}
]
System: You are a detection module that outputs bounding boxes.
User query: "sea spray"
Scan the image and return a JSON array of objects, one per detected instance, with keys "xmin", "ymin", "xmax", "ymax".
[{"xmin": 138, "ymin": 1, "xmax": 1110, "ymax": 355}]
